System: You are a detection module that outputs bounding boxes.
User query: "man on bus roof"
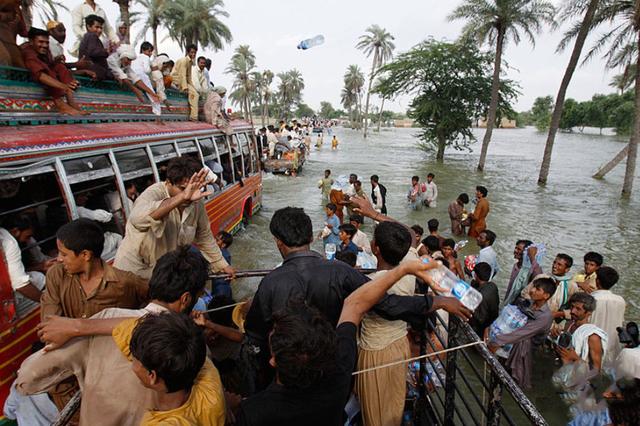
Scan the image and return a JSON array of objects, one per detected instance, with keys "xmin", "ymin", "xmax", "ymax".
[{"xmin": 113, "ymin": 156, "xmax": 235, "ymax": 280}]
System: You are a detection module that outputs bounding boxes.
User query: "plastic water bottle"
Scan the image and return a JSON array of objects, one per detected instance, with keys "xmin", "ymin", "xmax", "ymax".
[
  {"xmin": 421, "ymin": 258, "xmax": 482, "ymax": 310},
  {"xmin": 297, "ymin": 35, "xmax": 325, "ymax": 50},
  {"xmin": 454, "ymin": 239, "xmax": 468, "ymax": 252},
  {"xmin": 489, "ymin": 304, "xmax": 529, "ymax": 358},
  {"xmin": 325, "ymin": 243, "xmax": 336, "ymax": 260}
]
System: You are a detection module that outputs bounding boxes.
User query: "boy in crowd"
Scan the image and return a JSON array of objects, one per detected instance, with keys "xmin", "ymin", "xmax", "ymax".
[
  {"xmin": 489, "ymin": 277, "xmax": 556, "ymax": 389},
  {"xmin": 350, "ymin": 215, "xmax": 371, "ymax": 253},
  {"xmin": 590, "ymin": 266, "xmax": 625, "ymax": 364},
  {"xmin": 468, "ymin": 262, "xmax": 499, "ymax": 338},
  {"xmin": 522, "ymin": 253, "xmax": 574, "ymax": 325},
  {"xmin": 476, "ymin": 229, "xmax": 498, "ymax": 280},
  {"xmin": 78, "ymin": 14, "xmax": 111, "ymax": 80},
  {"xmin": 427, "ymin": 218, "xmax": 445, "ymax": 248},
  {"xmin": 212, "ymin": 231, "xmax": 233, "ymax": 297},
  {"xmin": 423, "ymin": 173, "xmax": 437, "ymax": 208},
  {"xmin": 448, "ymin": 193, "xmax": 469, "ymax": 236},
  {"xmin": 407, "ymin": 175, "xmax": 421, "ymax": 210},
  {"xmin": 572, "ymin": 251, "xmax": 603, "ymax": 294},
  {"xmin": 321, "ymin": 203, "xmax": 341, "ymax": 247},
  {"xmin": 337, "ymin": 223, "xmax": 359, "ymax": 255},
  {"xmin": 131, "ymin": 41, "xmax": 162, "ymax": 119},
  {"xmin": 410, "ymin": 225, "xmax": 424, "ymax": 253},
  {"xmin": 318, "ymin": 169, "xmax": 333, "ymax": 201}
]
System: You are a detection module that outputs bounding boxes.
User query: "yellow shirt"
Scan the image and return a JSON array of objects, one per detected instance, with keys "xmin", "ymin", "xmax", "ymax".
[{"xmin": 112, "ymin": 318, "xmax": 226, "ymax": 426}]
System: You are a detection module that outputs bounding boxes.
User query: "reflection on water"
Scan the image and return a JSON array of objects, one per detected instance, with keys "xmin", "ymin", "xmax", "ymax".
[{"xmin": 229, "ymin": 126, "xmax": 640, "ymax": 423}]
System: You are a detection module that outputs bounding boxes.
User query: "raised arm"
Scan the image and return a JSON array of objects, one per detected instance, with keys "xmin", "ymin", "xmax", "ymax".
[{"xmin": 37, "ymin": 315, "xmax": 132, "ymax": 351}]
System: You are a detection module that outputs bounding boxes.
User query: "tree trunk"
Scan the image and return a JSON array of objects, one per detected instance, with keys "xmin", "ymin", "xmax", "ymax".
[
  {"xmin": 622, "ymin": 32, "xmax": 640, "ymax": 197},
  {"xmin": 538, "ymin": 0, "xmax": 599, "ymax": 185},
  {"xmin": 363, "ymin": 51, "xmax": 378, "ymax": 139},
  {"xmin": 593, "ymin": 145, "xmax": 629, "ymax": 179},
  {"xmin": 477, "ymin": 29, "xmax": 505, "ymax": 172},
  {"xmin": 436, "ymin": 135, "xmax": 446, "ymax": 162},
  {"xmin": 21, "ymin": 1, "xmax": 32, "ymax": 28},
  {"xmin": 115, "ymin": 1, "xmax": 131, "ymax": 44},
  {"xmin": 153, "ymin": 26, "xmax": 158, "ymax": 51},
  {"xmin": 377, "ymin": 97, "xmax": 385, "ymax": 132}
]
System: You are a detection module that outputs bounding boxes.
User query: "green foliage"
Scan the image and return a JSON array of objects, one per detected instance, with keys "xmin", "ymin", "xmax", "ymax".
[
  {"xmin": 531, "ymin": 96, "xmax": 553, "ymax": 131},
  {"xmin": 559, "ymin": 98, "xmax": 583, "ymax": 131},
  {"xmin": 164, "ymin": 0, "xmax": 232, "ymax": 50},
  {"xmin": 295, "ymin": 103, "xmax": 315, "ymax": 118},
  {"xmin": 374, "ymin": 39, "xmax": 518, "ymax": 160},
  {"xmin": 276, "ymin": 70, "xmax": 305, "ymax": 119},
  {"xmin": 319, "ymin": 102, "xmax": 342, "ymax": 119},
  {"xmin": 342, "ymin": 65, "xmax": 365, "ymax": 128}
]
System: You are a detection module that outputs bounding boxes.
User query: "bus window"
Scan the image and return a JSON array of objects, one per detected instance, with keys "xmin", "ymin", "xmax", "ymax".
[
  {"xmin": 0, "ymin": 166, "xmax": 67, "ymax": 271},
  {"xmin": 151, "ymin": 144, "xmax": 179, "ymax": 181},
  {"xmin": 237, "ymin": 133, "xmax": 252, "ymax": 175},
  {"xmin": 245, "ymin": 132, "xmax": 259, "ymax": 174},
  {"xmin": 215, "ymin": 136, "xmax": 233, "ymax": 186},
  {"xmin": 62, "ymin": 155, "xmax": 124, "ymax": 259},
  {"xmin": 199, "ymin": 137, "xmax": 223, "ymax": 196},
  {"xmin": 230, "ymin": 134, "xmax": 244, "ymax": 181},
  {"xmin": 112, "ymin": 148, "xmax": 155, "ymax": 223},
  {"xmin": 177, "ymin": 139, "xmax": 202, "ymax": 165}
]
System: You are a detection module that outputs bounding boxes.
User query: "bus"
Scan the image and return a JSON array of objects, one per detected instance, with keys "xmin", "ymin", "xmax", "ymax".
[{"xmin": 0, "ymin": 119, "xmax": 262, "ymax": 421}]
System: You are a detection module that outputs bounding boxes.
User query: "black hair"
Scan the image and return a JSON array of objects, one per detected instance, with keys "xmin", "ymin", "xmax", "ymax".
[
  {"xmin": 325, "ymin": 203, "xmax": 337, "ymax": 213},
  {"xmin": 27, "ymin": 27, "xmax": 49, "ymax": 39},
  {"xmin": 411, "ymin": 175, "xmax": 419, "ymax": 182},
  {"xmin": 476, "ymin": 186, "xmax": 488, "ymax": 197},
  {"xmin": 584, "ymin": 251, "xmax": 604, "ymax": 266},
  {"xmin": 374, "ymin": 222, "xmax": 411, "ymax": 266},
  {"xmin": 185, "ymin": 43, "xmax": 197, "ymax": 53},
  {"xmin": 3, "ymin": 214, "xmax": 32, "ymax": 231},
  {"xmin": 270, "ymin": 300, "xmax": 337, "ymax": 390},
  {"xmin": 140, "ymin": 41, "xmax": 153, "ymax": 52},
  {"xmin": 355, "ymin": 180, "xmax": 362, "ymax": 186},
  {"xmin": 269, "ymin": 207, "xmax": 313, "ymax": 247},
  {"xmin": 166, "ymin": 156, "xmax": 202, "ymax": 185},
  {"xmin": 350, "ymin": 174, "xmax": 358, "ymax": 180},
  {"xmin": 56, "ymin": 218, "xmax": 104, "ymax": 257},
  {"xmin": 516, "ymin": 239, "xmax": 533, "ymax": 247},
  {"xmin": 349, "ymin": 215, "xmax": 363, "ymax": 225},
  {"xmin": 427, "ymin": 173, "xmax": 435, "ymax": 179},
  {"xmin": 482, "ymin": 229, "xmax": 496, "ymax": 245},
  {"xmin": 84, "ymin": 14, "xmax": 105, "ymax": 27},
  {"xmin": 568, "ymin": 292, "xmax": 596, "ymax": 313},
  {"xmin": 427, "ymin": 218, "xmax": 439, "ymax": 232},
  {"xmin": 596, "ymin": 266, "xmax": 619, "ymax": 290},
  {"xmin": 148, "ymin": 246, "xmax": 208, "ymax": 310},
  {"xmin": 474, "ymin": 262, "xmax": 492, "ymax": 282},
  {"xmin": 130, "ymin": 311, "xmax": 206, "ymax": 393},
  {"xmin": 556, "ymin": 253, "xmax": 574, "ymax": 268},
  {"xmin": 206, "ymin": 294, "xmax": 235, "ymax": 325},
  {"xmin": 370, "ymin": 175, "xmax": 379, "ymax": 183},
  {"xmin": 607, "ymin": 378, "xmax": 640, "ymax": 426},
  {"xmin": 423, "ymin": 235, "xmax": 441, "ymax": 253},
  {"xmin": 410, "ymin": 224, "xmax": 424, "ymax": 237},
  {"xmin": 205, "ymin": 58, "xmax": 212, "ymax": 68},
  {"xmin": 324, "ymin": 169, "xmax": 331, "ymax": 175},
  {"xmin": 335, "ymin": 251, "xmax": 357, "ymax": 267},
  {"xmin": 338, "ymin": 223, "xmax": 357, "ymax": 238},
  {"xmin": 532, "ymin": 277, "xmax": 556, "ymax": 297},
  {"xmin": 166, "ymin": 60, "xmax": 174, "ymax": 66},
  {"xmin": 197, "ymin": 56, "xmax": 206, "ymax": 63},
  {"xmin": 442, "ymin": 238, "xmax": 455, "ymax": 249},
  {"xmin": 216, "ymin": 231, "xmax": 233, "ymax": 248},
  {"xmin": 458, "ymin": 193, "xmax": 469, "ymax": 204}
]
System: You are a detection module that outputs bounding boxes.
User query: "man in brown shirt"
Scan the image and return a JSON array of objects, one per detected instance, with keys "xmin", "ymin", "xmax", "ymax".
[
  {"xmin": 114, "ymin": 156, "xmax": 234, "ymax": 279},
  {"xmin": 40, "ymin": 218, "xmax": 148, "ymax": 414}
]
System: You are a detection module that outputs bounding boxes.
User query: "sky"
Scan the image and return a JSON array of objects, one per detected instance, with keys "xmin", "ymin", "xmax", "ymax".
[{"xmin": 46, "ymin": 0, "xmax": 617, "ymax": 114}]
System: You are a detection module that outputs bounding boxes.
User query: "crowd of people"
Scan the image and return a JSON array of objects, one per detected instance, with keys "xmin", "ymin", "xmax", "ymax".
[{"xmin": 7, "ymin": 0, "xmax": 230, "ymax": 124}]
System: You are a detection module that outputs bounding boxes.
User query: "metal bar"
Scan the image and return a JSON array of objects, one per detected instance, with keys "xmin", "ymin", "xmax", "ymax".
[
  {"xmin": 52, "ymin": 390, "xmax": 81, "ymax": 426},
  {"xmin": 54, "ymin": 157, "xmax": 77, "ymax": 219},
  {"xmin": 108, "ymin": 150, "xmax": 130, "ymax": 219},
  {"xmin": 145, "ymin": 145, "xmax": 160, "ymax": 182},
  {"xmin": 486, "ymin": 371, "xmax": 502, "ymax": 426},
  {"xmin": 0, "ymin": 195, "xmax": 63, "ymax": 217},
  {"xmin": 443, "ymin": 316, "xmax": 459, "ymax": 426}
]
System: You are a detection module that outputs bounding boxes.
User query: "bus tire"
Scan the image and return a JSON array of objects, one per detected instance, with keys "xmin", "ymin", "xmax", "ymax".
[{"xmin": 242, "ymin": 201, "xmax": 251, "ymax": 226}]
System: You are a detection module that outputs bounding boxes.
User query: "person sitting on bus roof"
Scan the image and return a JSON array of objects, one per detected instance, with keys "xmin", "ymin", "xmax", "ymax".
[
  {"xmin": 46, "ymin": 20, "xmax": 96, "ymax": 80},
  {"xmin": 78, "ymin": 14, "xmax": 112, "ymax": 81},
  {"xmin": 113, "ymin": 156, "xmax": 235, "ymax": 280},
  {"xmin": 20, "ymin": 27, "xmax": 88, "ymax": 116},
  {"xmin": 18, "ymin": 247, "xmax": 225, "ymax": 426},
  {"xmin": 107, "ymin": 44, "xmax": 159, "ymax": 105},
  {"xmin": 131, "ymin": 41, "xmax": 162, "ymax": 120},
  {"xmin": 0, "ymin": 217, "xmax": 47, "ymax": 318},
  {"xmin": 204, "ymin": 86, "xmax": 232, "ymax": 135}
]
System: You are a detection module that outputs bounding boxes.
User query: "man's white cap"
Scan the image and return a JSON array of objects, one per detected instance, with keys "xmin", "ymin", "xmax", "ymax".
[{"xmin": 117, "ymin": 44, "xmax": 136, "ymax": 60}]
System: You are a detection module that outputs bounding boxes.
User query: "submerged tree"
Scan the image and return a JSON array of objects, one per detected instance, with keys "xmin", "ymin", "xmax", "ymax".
[
  {"xmin": 449, "ymin": 0, "xmax": 555, "ymax": 171},
  {"xmin": 341, "ymin": 65, "xmax": 365, "ymax": 129},
  {"xmin": 164, "ymin": 0, "xmax": 232, "ymax": 50},
  {"xmin": 356, "ymin": 25, "xmax": 395, "ymax": 138},
  {"xmin": 375, "ymin": 39, "xmax": 518, "ymax": 161}
]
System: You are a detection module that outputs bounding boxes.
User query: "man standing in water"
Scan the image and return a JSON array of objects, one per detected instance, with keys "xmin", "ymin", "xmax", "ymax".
[
  {"xmin": 423, "ymin": 173, "xmax": 438, "ymax": 208},
  {"xmin": 468, "ymin": 185, "xmax": 489, "ymax": 238},
  {"xmin": 448, "ymin": 193, "xmax": 469, "ymax": 236},
  {"xmin": 370, "ymin": 175, "xmax": 387, "ymax": 215},
  {"xmin": 318, "ymin": 169, "xmax": 333, "ymax": 202}
]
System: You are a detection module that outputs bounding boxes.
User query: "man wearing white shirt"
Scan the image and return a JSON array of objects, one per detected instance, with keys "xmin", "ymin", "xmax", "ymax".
[
  {"xmin": 108, "ymin": 44, "xmax": 158, "ymax": 106},
  {"xmin": 70, "ymin": 0, "xmax": 118, "ymax": 56},
  {"xmin": 192, "ymin": 56, "xmax": 209, "ymax": 100},
  {"xmin": 476, "ymin": 229, "xmax": 499, "ymax": 279},
  {"xmin": 131, "ymin": 42, "xmax": 162, "ymax": 117},
  {"xmin": 589, "ymin": 266, "xmax": 626, "ymax": 365},
  {"xmin": 349, "ymin": 215, "xmax": 371, "ymax": 254},
  {"xmin": 423, "ymin": 173, "xmax": 438, "ymax": 208}
]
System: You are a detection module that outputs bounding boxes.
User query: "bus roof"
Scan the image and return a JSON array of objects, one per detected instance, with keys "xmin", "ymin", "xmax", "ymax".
[{"xmin": 0, "ymin": 120, "xmax": 254, "ymax": 163}]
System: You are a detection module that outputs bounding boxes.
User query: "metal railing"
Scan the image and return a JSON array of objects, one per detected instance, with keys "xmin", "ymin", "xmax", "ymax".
[{"xmin": 409, "ymin": 313, "xmax": 547, "ymax": 426}]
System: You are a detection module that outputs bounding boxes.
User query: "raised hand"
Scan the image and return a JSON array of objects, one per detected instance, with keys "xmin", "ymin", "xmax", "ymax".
[
  {"xmin": 37, "ymin": 315, "xmax": 78, "ymax": 352},
  {"xmin": 181, "ymin": 168, "xmax": 214, "ymax": 202}
]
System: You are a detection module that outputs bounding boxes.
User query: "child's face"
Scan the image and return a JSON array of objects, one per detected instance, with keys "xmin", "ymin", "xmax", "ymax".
[
  {"xmin": 584, "ymin": 260, "xmax": 599, "ymax": 275},
  {"xmin": 215, "ymin": 235, "xmax": 225, "ymax": 248},
  {"xmin": 442, "ymin": 246, "xmax": 454, "ymax": 258},
  {"xmin": 325, "ymin": 207, "xmax": 333, "ymax": 216},
  {"xmin": 339, "ymin": 231, "xmax": 349, "ymax": 243}
]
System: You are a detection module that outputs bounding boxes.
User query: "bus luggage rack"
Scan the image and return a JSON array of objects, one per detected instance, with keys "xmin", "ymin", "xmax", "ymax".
[
  {"xmin": 0, "ymin": 111, "xmax": 189, "ymax": 126},
  {"xmin": 410, "ymin": 313, "xmax": 547, "ymax": 426}
]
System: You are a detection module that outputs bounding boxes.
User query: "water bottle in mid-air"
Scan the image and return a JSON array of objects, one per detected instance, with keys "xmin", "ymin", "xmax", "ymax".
[
  {"xmin": 297, "ymin": 35, "xmax": 325, "ymax": 50},
  {"xmin": 325, "ymin": 243, "xmax": 336, "ymax": 260}
]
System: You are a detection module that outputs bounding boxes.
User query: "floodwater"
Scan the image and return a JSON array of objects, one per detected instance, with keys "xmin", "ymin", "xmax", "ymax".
[{"xmin": 230, "ymin": 126, "xmax": 640, "ymax": 424}]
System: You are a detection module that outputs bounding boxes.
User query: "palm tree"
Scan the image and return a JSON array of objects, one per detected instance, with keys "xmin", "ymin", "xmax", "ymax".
[
  {"xmin": 226, "ymin": 45, "xmax": 257, "ymax": 122},
  {"xmin": 356, "ymin": 25, "xmax": 395, "ymax": 138},
  {"xmin": 253, "ymin": 70, "xmax": 274, "ymax": 126},
  {"xmin": 580, "ymin": 0, "xmax": 640, "ymax": 196},
  {"xmin": 537, "ymin": 0, "xmax": 601, "ymax": 185},
  {"xmin": 609, "ymin": 63, "xmax": 636, "ymax": 94},
  {"xmin": 449, "ymin": 0, "xmax": 556, "ymax": 172},
  {"xmin": 164, "ymin": 0, "xmax": 232, "ymax": 50},
  {"xmin": 341, "ymin": 65, "xmax": 365, "ymax": 129},
  {"xmin": 276, "ymin": 70, "xmax": 304, "ymax": 120},
  {"xmin": 373, "ymin": 74, "xmax": 389, "ymax": 132},
  {"xmin": 21, "ymin": 0, "xmax": 66, "ymax": 27},
  {"xmin": 135, "ymin": 0, "xmax": 167, "ymax": 49}
]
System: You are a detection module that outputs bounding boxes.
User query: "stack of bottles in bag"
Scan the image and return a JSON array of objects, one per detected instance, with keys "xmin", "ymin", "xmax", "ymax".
[{"xmin": 421, "ymin": 258, "xmax": 482, "ymax": 310}]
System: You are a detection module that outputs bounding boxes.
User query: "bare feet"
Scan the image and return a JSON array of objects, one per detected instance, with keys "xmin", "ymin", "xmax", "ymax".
[{"xmin": 56, "ymin": 103, "xmax": 83, "ymax": 116}]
